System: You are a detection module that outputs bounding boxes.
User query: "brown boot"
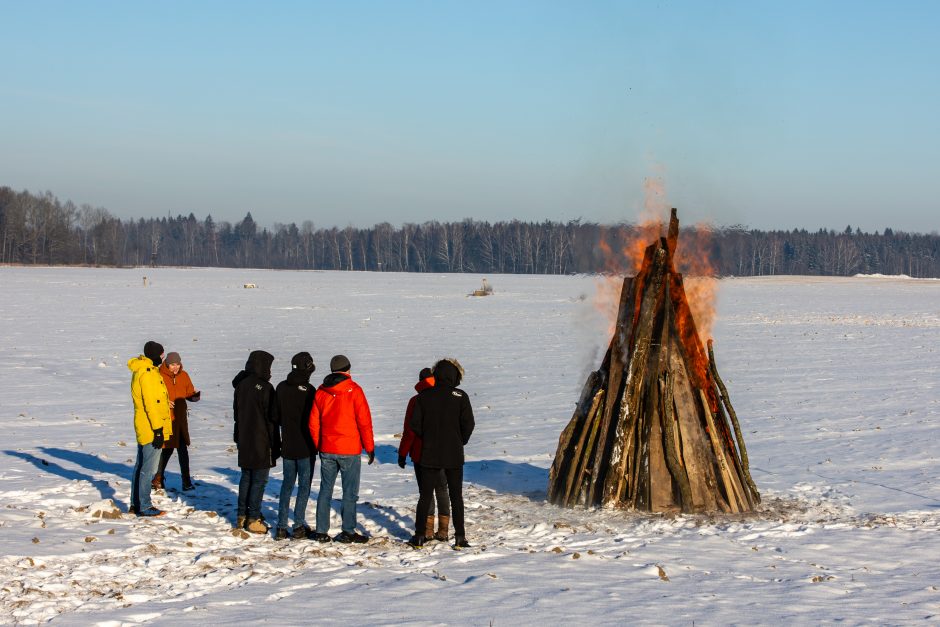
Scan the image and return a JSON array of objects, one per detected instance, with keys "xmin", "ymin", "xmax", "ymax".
[
  {"xmin": 245, "ymin": 519, "xmax": 267, "ymax": 534},
  {"xmin": 425, "ymin": 515, "xmax": 435, "ymax": 539},
  {"xmin": 236, "ymin": 516, "xmax": 246, "ymax": 530},
  {"xmin": 434, "ymin": 515, "xmax": 449, "ymax": 542},
  {"xmin": 151, "ymin": 474, "xmax": 164, "ymax": 491}
]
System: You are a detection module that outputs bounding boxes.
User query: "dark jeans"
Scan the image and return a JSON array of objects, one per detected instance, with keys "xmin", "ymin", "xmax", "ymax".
[
  {"xmin": 416, "ymin": 466, "xmax": 464, "ymax": 538},
  {"xmin": 414, "ymin": 463, "xmax": 449, "ymax": 517},
  {"xmin": 237, "ymin": 467, "xmax": 270, "ymax": 520},
  {"xmin": 277, "ymin": 456, "xmax": 314, "ymax": 530},
  {"xmin": 157, "ymin": 443, "xmax": 191, "ymax": 485}
]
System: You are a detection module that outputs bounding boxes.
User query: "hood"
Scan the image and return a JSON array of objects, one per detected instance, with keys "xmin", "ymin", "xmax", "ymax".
[
  {"xmin": 286, "ymin": 368, "xmax": 313, "ymax": 385},
  {"xmin": 414, "ymin": 376, "xmax": 435, "ymax": 393},
  {"xmin": 247, "ymin": 350, "xmax": 275, "ymax": 381},
  {"xmin": 128, "ymin": 355, "xmax": 155, "ymax": 373},
  {"xmin": 321, "ymin": 371, "xmax": 352, "ymax": 390},
  {"xmin": 432, "ymin": 358, "xmax": 463, "ymax": 388}
]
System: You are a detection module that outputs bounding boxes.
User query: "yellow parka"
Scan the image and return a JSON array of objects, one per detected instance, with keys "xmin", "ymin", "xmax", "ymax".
[{"xmin": 128, "ymin": 355, "xmax": 173, "ymax": 445}]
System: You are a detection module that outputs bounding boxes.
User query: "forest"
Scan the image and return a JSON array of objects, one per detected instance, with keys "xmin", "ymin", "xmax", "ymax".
[{"xmin": 2, "ymin": 186, "xmax": 938, "ymax": 277}]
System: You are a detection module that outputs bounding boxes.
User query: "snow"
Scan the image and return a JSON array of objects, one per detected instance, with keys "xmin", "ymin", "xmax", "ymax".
[{"xmin": 0, "ymin": 267, "xmax": 939, "ymax": 624}]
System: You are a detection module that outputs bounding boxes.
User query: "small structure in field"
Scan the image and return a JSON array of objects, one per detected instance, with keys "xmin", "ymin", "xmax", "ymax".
[
  {"xmin": 548, "ymin": 209, "xmax": 759, "ymax": 514},
  {"xmin": 469, "ymin": 278, "xmax": 493, "ymax": 297},
  {"xmin": 243, "ymin": 283, "xmax": 257, "ymax": 289}
]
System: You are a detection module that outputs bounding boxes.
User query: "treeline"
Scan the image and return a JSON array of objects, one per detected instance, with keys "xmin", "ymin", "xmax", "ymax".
[{"xmin": 2, "ymin": 186, "xmax": 938, "ymax": 277}]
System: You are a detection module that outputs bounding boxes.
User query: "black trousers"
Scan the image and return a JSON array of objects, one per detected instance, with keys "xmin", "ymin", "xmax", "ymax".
[
  {"xmin": 158, "ymin": 443, "xmax": 191, "ymax": 485},
  {"xmin": 416, "ymin": 466, "xmax": 464, "ymax": 537},
  {"xmin": 413, "ymin": 463, "xmax": 450, "ymax": 518}
]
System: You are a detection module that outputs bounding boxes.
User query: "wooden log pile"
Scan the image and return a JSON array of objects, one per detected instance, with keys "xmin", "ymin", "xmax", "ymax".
[{"xmin": 548, "ymin": 209, "xmax": 760, "ymax": 513}]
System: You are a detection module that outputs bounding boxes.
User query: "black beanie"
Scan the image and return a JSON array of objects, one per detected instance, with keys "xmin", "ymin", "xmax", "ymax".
[
  {"xmin": 330, "ymin": 354, "xmax": 351, "ymax": 372},
  {"xmin": 144, "ymin": 341, "xmax": 164, "ymax": 367},
  {"xmin": 291, "ymin": 352, "xmax": 315, "ymax": 374}
]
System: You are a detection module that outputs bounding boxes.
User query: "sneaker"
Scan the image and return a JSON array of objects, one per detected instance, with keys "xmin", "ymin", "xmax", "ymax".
[
  {"xmin": 274, "ymin": 528, "xmax": 290, "ymax": 541},
  {"xmin": 407, "ymin": 534, "xmax": 425, "ymax": 549},
  {"xmin": 138, "ymin": 507, "xmax": 166, "ymax": 518},
  {"xmin": 334, "ymin": 531, "xmax": 369, "ymax": 544},
  {"xmin": 312, "ymin": 532, "xmax": 332, "ymax": 543},
  {"xmin": 453, "ymin": 536, "xmax": 471, "ymax": 549},
  {"xmin": 245, "ymin": 519, "xmax": 267, "ymax": 534},
  {"xmin": 292, "ymin": 525, "xmax": 312, "ymax": 540}
]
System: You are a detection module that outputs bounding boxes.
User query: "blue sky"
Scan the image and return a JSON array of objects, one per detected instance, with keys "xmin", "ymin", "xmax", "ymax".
[{"xmin": 2, "ymin": 1, "xmax": 938, "ymax": 231}]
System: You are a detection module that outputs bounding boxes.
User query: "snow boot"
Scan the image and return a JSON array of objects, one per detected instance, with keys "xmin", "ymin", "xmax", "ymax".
[
  {"xmin": 151, "ymin": 474, "xmax": 164, "ymax": 491},
  {"xmin": 335, "ymin": 531, "xmax": 369, "ymax": 544},
  {"xmin": 292, "ymin": 525, "xmax": 313, "ymax": 540},
  {"xmin": 236, "ymin": 516, "xmax": 246, "ymax": 530},
  {"xmin": 453, "ymin": 536, "xmax": 471, "ymax": 549},
  {"xmin": 425, "ymin": 515, "xmax": 436, "ymax": 540},
  {"xmin": 434, "ymin": 515, "xmax": 450, "ymax": 542},
  {"xmin": 274, "ymin": 528, "xmax": 290, "ymax": 541},
  {"xmin": 246, "ymin": 519, "xmax": 267, "ymax": 534},
  {"xmin": 407, "ymin": 534, "xmax": 426, "ymax": 549}
]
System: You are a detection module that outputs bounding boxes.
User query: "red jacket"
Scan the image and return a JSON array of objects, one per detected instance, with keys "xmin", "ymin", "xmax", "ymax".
[
  {"xmin": 309, "ymin": 372, "xmax": 374, "ymax": 455},
  {"xmin": 398, "ymin": 376, "xmax": 435, "ymax": 462}
]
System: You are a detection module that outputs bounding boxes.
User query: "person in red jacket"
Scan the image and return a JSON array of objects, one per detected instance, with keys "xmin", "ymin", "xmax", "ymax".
[
  {"xmin": 398, "ymin": 367, "xmax": 450, "ymax": 541},
  {"xmin": 152, "ymin": 352, "xmax": 200, "ymax": 492},
  {"xmin": 308, "ymin": 355, "xmax": 375, "ymax": 543}
]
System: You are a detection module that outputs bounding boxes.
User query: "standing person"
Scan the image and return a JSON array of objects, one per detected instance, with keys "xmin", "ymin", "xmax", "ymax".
[
  {"xmin": 153, "ymin": 352, "xmax": 201, "ymax": 492},
  {"xmin": 308, "ymin": 354, "xmax": 375, "ymax": 544},
  {"xmin": 127, "ymin": 341, "xmax": 174, "ymax": 517},
  {"xmin": 408, "ymin": 358, "xmax": 475, "ymax": 549},
  {"xmin": 398, "ymin": 367, "xmax": 451, "ymax": 541},
  {"xmin": 232, "ymin": 350, "xmax": 280, "ymax": 534},
  {"xmin": 274, "ymin": 352, "xmax": 317, "ymax": 540}
]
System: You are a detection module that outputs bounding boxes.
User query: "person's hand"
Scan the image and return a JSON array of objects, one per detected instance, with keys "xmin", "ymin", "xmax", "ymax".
[
  {"xmin": 397, "ymin": 456, "xmax": 406, "ymax": 469},
  {"xmin": 151, "ymin": 428, "xmax": 164, "ymax": 449},
  {"xmin": 187, "ymin": 391, "xmax": 201, "ymax": 402},
  {"xmin": 367, "ymin": 450, "xmax": 375, "ymax": 465}
]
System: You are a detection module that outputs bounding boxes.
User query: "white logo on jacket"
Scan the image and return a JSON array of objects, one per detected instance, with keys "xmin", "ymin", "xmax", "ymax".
[
  {"xmin": 255, "ymin": 384, "xmax": 263, "ymax": 390},
  {"xmin": 298, "ymin": 385, "xmax": 308, "ymax": 391},
  {"xmin": 451, "ymin": 391, "xmax": 463, "ymax": 397}
]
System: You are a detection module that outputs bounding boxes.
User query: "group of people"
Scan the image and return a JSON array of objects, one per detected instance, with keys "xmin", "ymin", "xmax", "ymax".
[{"xmin": 128, "ymin": 341, "xmax": 475, "ymax": 548}]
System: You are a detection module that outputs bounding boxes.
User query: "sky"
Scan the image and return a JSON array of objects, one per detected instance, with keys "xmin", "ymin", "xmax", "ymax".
[{"xmin": 1, "ymin": 1, "xmax": 938, "ymax": 232}]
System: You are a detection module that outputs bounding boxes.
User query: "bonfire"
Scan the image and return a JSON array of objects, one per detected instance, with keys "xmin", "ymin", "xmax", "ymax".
[{"xmin": 548, "ymin": 209, "xmax": 760, "ymax": 514}]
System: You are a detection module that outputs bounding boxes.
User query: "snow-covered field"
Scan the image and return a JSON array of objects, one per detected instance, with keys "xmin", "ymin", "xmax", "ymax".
[{"xmin": 1, "ymin": 267, "xmax": 938, "ymax": 625}]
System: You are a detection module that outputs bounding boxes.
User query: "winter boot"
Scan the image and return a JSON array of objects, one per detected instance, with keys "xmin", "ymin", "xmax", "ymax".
[
  {"xmin": 434, "ymin": 515, "xmax": 450, "ymax": 542},
  {"xmin": 425, "ymin": 515, "xmax": 436, "ymax": 540},
  {"xmin": 453, "ymin": 536, "xmax": 471, "ymax": 549},
  {"xmin": 274, "ymin": 528, "xmax": 289, "ymax": 541},
  {"xmin": 407, "ymin": 534, "xmax": 425, "ymax": 549},
  {"xmin": 246, "ymin": 519, "xmax": 267, "ymax": 534},
  {"xmin": 236, "ymin": 516, "xmax": 246, "ymax": 530},
  {"xmin": 335, "ymin": 531, "xmax": 369, "ymax": 544},
  {"xmin": 151, "ymin": 474, "xmax": 164, "ymax": 491}
]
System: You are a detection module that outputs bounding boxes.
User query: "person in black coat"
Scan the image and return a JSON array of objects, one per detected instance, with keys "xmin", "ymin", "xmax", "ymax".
[
  {"xmin": 232, "ymin": 350, "xmax": 280, "ymax": 534},
  {"xmin": 409, "ymin": 357, "xmax": 475, "ymax": 548},
  {"xmin": 274, "ymin": 352, "xmax": 317, "ymax": 539}
]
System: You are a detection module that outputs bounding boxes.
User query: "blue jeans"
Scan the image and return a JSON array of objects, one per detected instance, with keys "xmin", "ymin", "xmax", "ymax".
[
  {"xmin": 237, "ymin": 468, "xmax": 270, "ymax": 520},
  {"xmin": 131, "ymin": 443, "xmax": 162, "ymax": 512},
  {"xmin": 316, "ymin": 453, "xmax": 361, "ymax": 534},
  {"xmin": 277, "ymin": 457, "xmax": 314, "ymax": 530}
]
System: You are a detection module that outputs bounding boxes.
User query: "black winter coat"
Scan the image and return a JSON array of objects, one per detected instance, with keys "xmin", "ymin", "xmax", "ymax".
[
  {"xmin": 410, "ymin": 361, "xmax": 474, "ymax": 468},
  {"xmin": 232, "ymin": 350, "xmax": 280, "ymax": 470},
  {"xmin": 276, "ymin": 369, "xmax": 317, "ymax": 459}
]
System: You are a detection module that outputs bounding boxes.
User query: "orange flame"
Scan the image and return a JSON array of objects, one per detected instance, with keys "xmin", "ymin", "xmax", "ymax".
[{"xmin": 593, "ymin": 178, "xmax": 719, "ymax": 346}]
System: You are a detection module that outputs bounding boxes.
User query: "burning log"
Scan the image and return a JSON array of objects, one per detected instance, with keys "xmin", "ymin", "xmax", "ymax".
[{"xmin": 548, "ymin": 209, "xmax": 760, "ymax": 514}]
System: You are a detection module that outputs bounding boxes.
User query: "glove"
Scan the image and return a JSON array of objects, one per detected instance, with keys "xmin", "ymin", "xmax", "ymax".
[
  {"xmin": 397, "ymin": 456, "xmax": 406, "ymax": 469},
  {"xmin": 187, "ymin": 391, "xmax": 201, "ymax": 402},
  {"xmin": 151, "ymin": 428, "xmax": 164, "ymax": 449},
  {"xmin": 367, "ymin": 450, "xmax": 375, "ymax": 465}
]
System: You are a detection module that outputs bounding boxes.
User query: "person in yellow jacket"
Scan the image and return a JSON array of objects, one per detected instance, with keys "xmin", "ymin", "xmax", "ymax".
[{"xmin": 128, "ymin": 341, "xmax": 173, "ymax": 517}]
